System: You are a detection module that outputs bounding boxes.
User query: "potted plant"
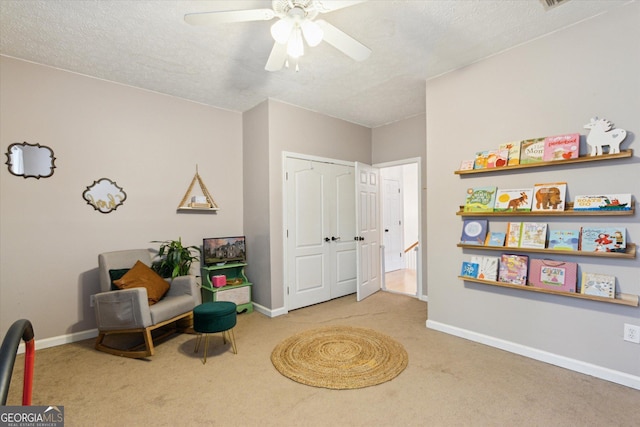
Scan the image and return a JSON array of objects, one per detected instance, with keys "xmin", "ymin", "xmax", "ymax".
[{"xmin": 151, "ymin": 238, "xmax": 200, "ymax": 279}]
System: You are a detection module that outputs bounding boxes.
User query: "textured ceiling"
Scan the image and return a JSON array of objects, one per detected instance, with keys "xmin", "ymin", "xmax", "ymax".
[{"xmin": 0, "ymin": 0, "xmax": 631, "ymax": 127}]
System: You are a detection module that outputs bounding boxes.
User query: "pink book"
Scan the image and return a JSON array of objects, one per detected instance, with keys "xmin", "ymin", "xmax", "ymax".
[
  {"xmin": 542, "ymin": 133, "xmax": 580, "ymax": 161},
  {"xmin": 498, "ymin": 254, "xmax": 529, "ymax": 285}
]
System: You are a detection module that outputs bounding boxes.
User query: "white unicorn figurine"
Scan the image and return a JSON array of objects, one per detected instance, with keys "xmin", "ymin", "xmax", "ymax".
[{"xmin": 584, "ymin": 117, "xmax": 627, "ymax": 156}]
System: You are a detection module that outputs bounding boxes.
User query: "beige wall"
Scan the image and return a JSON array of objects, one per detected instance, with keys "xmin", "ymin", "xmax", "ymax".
[
  {"xmin": 266, "ymin": 100, "xmax": 372, "ymax": 311},
  {"xmin": 0, "ymin": 56, "xmax": 244, "ymax": 341},
  {"xmin": 243, "ymin": 99, "xmax": 372, "ymax": 313},
  {"xmin": 242, "ymin": 101, "xmax": 272, "ymax": 307},
  {"xmin": 425, "ymin": 2, "xmax": 640, "ymax": 381}
]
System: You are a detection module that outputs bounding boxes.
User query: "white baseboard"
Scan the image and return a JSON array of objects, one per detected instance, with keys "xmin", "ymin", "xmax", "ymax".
[
  {"xmin": 252, "ymin": 302, "xmax": 287, "ymax": 318},
  {"xmin": 16, "ymin": 329, "xmax": 98, "ymax": 354},
  {"xmin": 13, "ymin": 304, "xmax": 288, "ymax": 355},
  {"xmin": 426, "ymin": 320, "xmax": 640, "ymax": 391}
]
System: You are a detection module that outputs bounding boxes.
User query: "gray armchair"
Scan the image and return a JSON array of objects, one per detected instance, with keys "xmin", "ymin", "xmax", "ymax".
[{"xmin": 94, "ymin": 249, "xmax": 201, "ymax": 358}]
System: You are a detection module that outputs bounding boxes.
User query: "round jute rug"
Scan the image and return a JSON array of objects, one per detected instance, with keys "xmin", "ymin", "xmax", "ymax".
[{"xmin": 271, "ymin": 325, "xmax": 408, "ymax": 389}]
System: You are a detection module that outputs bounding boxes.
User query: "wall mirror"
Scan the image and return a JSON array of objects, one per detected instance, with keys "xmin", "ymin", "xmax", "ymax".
[
  {"xmin": 5, "ymin": 142, "xmax": 56, "ymax": 179},
  {"xmin": 82, "ymin": 178, "xmax": 127, "ymax": 214}
]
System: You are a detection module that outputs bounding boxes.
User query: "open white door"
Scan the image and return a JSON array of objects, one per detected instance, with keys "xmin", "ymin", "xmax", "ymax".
[{"xmin": 355, "ymin": 162, "xmax": 381, "ymax": 301}]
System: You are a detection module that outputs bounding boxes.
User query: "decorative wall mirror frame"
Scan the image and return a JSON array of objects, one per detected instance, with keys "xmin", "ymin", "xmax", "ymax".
[
  {"xmin": 5, "ymin": 142, "xmax": 56, "ymax": 179},
  {"xmin": 82, "ymin": 178, "xmax": 127, "ymax": 214}
]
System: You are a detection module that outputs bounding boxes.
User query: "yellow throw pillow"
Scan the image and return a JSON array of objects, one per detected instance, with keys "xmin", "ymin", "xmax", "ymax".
[{"xmin": 113, "ymin": 260, "xmax": 169, "ymax": 305}]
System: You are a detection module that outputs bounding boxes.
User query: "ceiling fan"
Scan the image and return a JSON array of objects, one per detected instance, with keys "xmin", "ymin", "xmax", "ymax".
[{"xmin": 184, "ymin": 0, "xmax": 371, "ymax": 71}]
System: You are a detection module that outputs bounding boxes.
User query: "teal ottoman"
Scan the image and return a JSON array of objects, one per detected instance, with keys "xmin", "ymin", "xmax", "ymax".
[{"xmin": 193, "ymin": 301, "xmax": 238, "ymax": 364}]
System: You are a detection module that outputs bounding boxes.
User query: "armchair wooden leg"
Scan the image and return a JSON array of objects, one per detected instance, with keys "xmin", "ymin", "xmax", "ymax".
[{"xmin": 143, "ymin": 328, "xmax": 155, "ymax": 357}]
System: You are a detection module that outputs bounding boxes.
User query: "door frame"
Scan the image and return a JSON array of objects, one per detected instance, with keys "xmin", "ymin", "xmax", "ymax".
[
  {"xmin": 374, "ymin": 157, "xmax": 423, "ymax": 299},
  {"xmin": 282, "ymin": 152, "xmax": 358, "ymax": 313}
]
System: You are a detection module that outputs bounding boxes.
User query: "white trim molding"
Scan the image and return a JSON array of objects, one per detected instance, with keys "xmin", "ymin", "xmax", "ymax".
[
  {"xmin": 16, "ymin": 329, "xmax": 98, "ymax": 354},
  {"xmin": 426, "ymin": 319, "xmax": 640, "ymax": 391},
  {"xmin": 253, "ymin": 302, "xmax": 287, "ymax": 318}
]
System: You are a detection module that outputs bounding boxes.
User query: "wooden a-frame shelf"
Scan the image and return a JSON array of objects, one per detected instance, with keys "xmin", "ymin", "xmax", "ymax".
[
  {"xmin": 454, "ymin": 149, "xmax": 633, "ymax": 175},
  {"xmin": 457, "ymin": 202, "xmax": 635, "ymax": 217},
  {"xmin": 458, "ymin": 276, "xmax": 639, "ymax": 307},
  {"xmin": 457, "ymin": 242, "xmax": 636, "ymax": 259}
]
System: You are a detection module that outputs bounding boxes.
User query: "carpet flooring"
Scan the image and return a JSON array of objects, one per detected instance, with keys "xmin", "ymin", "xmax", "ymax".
[{"xmin": 5, "ymin": 291, "xmax": 640, "ymax": 426}]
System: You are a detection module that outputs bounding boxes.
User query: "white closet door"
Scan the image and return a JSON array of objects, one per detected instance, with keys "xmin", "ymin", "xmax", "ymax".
[
  {"xmin": 355, "ymin": 162, "xmax": 381, "ymax": 301},
  {"xmin": 330, "ymin": 165, "xmax": 357, "ymax": 299},
  {"xmin": 286, "ymin": 159, "xmax": 331, "ymax": 310}
]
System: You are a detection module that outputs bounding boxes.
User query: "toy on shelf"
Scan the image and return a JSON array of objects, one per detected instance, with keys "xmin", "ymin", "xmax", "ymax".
[{"xmin": 583, "ymin": 117, "xmax": 627, "ymax": 156}]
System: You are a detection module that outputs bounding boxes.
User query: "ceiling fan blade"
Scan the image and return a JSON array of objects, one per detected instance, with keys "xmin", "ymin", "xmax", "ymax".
[
  {"xmin": 314, "ymin": 1, "xmax": 367, "ymax": 13},
  {"xmin": 184, "ymin": 9, "xmax": 275, "ymax": 25},
  {"xmin": 265, "ymin": 42, "xmax": 288, "ymax": 71},
  {"xmin": 315, "ymin": 19, "xmax": 371, "ymax": 61}
]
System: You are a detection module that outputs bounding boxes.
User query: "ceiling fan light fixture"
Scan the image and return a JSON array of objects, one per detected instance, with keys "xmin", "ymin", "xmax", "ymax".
[
  {"xmin": 271, "ymin": 18, "xmax": 294, "ymax": 44},
  {"xmin": 286, "ymin": 27, "xmax": 305, "ymax": 58},
  {"xmin": 300, "ymin": 19, "xmax": 323, "ymax": 47}
]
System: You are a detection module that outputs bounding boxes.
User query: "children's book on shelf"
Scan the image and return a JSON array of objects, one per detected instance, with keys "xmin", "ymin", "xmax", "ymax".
[
  {"xmin": 486, "ymin": 149, "xmax": 508, "ymax": 168},
  {"xmin": 460, "ymin": 219, "xmax": 488, "ymax": 245},
  {"xmin": 498, "ymin": 254, "xmax": 529, "ymax": 285},
  {"xmin": 573, "ymin": 194, "xmax": 632, "ymax": 211},
  {"xmin": 529, "ymin": 259, "xmax": 577, "ymax": 292},
  {"xmin": 461, "ymin": 261, "xmax": 479, "ymax": 278},
  {"xmin": 580, "ymin": 272, "xmax": 615, "ymax": 298},
  {"xmin": 485, "ymin": 231, "xmax": 506, "ymax": 247},
  {"xmin": 471, "ymin": 256, "xmax": 499, "ymax": 281},
  {"xmin": 494, "ymin": 188, "xmax": 534, "ymax": 212},
  {"xmin": 506, "ymin": 222, "xmax": 523, "ymax": 248},
  {"xmin": 498, "ymin": 142, "xmax": 521, "ymax": 166},
  {"xmin": 519, "ymin": 138, "xmax": 545, "ymax": 164},
  {"xmin": 532, "ymin": 182, "xmax": 567, "ymax": 211},
  {"xmin": 542, "ymin": 133, "xmax": 580, "ymax": 161},
  {"xmin": 459, "ymin": 159, "xmax": 475, "ymax": 171},
  {"xmin": 548, "ymin": 230, "xmax": 580, "ymax": 251},
  {"xmin": 519, "ymin": 222, "xmax": 548, "ymax": 249},
  {"xmin": 474, "ymin": 151, "xmax": 489, "ymax": 169},
  {"xmin": 580, "ymin": 227, "xmax": 626, "ymax": 252},
  {"xmin": 463, "ymin": 187, "xmax": 497, "ymax": 212}
]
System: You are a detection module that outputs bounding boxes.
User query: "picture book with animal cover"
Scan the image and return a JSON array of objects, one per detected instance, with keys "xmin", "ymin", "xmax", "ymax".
[
  {"xmin": 580, "ymin": 227, "xmax": 626, "ymax": 252},
  {"xmin": 519, "ymin": 137, "xmax": 545, "ymax": 164},
  {"xmin": 463, "ymin": 187, "xmax": 497, "ymax": 212},
  {"xmin": 498, "ymin": 141, "xmax": 521, "ymax": 166},
  {"xmin": 486, "ymin": 149, "xmax": 508, "ymax": 168},
  {"xmin": 573, "ymin": 194, "xmax": 632, "ymax": 211},
  {"xmin": 542, "ymin": 133, "xmax": 580, "ymax": 161},
  {"xmin": 506, "ymin": 222, "xmax": 523, "ymax": 248},
  {"xmin": 494, "ymin": 188, "xmax": 533, "ymax": 212},
  {"xmin": 532, "ymin": 182, "xmax": 567, "ymax": 212},
  {"xmin": 548, "ymin": 230, "xmax": 580, "ymax": 251},
  {"xmin": 485, "ymin": 231, "xmax": 506, "ymax": 247},
  {"xmin": 471, "ymin": 255, "xmax": 499, "ymax": 281},
  {"xmin": 460, "ymin": 219, "xmax": 488, "ymax": 245},
  {"xmin": 460, "ymin": 261, "xmax": 479, "ymax": 278},
  {"xmin": 498, "ymin": 254, "xmax": 529, "ymax": 285},
  {"xmin": 519, "ymin": 222, "xmax": 548, "ymax": 249},
  {"xmin": 474, "ymin": 151, "xmax": 489, "ymax": 169},
  {"xmin": 580, "ymin": 272, "xmax": 615, "ymax": 298}
]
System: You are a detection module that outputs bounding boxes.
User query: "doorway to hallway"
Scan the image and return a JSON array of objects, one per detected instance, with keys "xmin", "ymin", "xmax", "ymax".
[{"xmin": 376, "ymin": 159, "xmax": 421, "ymax": 297}]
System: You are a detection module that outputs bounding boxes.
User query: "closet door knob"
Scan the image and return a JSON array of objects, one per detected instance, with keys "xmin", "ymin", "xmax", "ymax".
[
  {"xmin": 324, "ymin": 237, "xmax": 330, "ymax": 242},
  {"xmin": 331, "ymin": 236, "xmax": 340, "ymax": 241}
]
